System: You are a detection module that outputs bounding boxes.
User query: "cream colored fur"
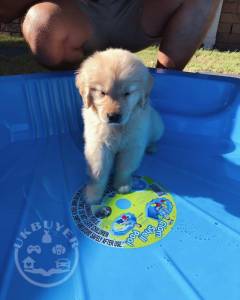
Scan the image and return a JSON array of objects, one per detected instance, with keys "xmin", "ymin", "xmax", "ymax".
[{"xmin": 76, "ymin": 49, "xmax": 164, "ymax": 204}]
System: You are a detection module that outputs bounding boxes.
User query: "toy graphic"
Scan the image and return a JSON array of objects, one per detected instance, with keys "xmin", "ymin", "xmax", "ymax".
[
  {"xmin": 23, "ymin": 258, "xmax": 71, "ymax": 276},
  {"xmin": 52, "ymin": 244, "xmax": 66, "ymax": 255},
  {"xmin": 42, "ymin": 230, "xmax": 52, "ymax": 244},
  {"xmin": 22, "ymin": 256, "xmax": 36, "ymax": 270},
  {"xmin": 27, "ymin": 245, "xmax": 41, "ymax": 254},
  {"xmin": 22, "ymin": 253, "xmax": 71, "ymax": 276},
  {"xmin": 55, "ymin": 258, "xmax": 71, "ymax": 271},
  {"xmin": 112, "ymin": 213, "xmax": 141, "ymax": 236},
  {"xmin": 147, "ymin": 198, "xmax": 174, "ymax": 224}
]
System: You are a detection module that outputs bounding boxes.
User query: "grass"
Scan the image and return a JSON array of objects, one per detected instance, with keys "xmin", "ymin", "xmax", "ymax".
[
  {"xmin": 0, "ymin": 34, "xmax": 47, "ymax": 75},
  {"xmin": 0, "ymin": 54, "xmax": 47, "ymax": 75},
  {"xmin": 0, "ymin": 33, "xmax": 24, "ymax": 45},
  {"xmin": 137, "ymin": 46, "xmax": 240, "ymax": 75},
  {"xmin": 0, "ymin": 33, "xmax": 240, "ymax": 75}
]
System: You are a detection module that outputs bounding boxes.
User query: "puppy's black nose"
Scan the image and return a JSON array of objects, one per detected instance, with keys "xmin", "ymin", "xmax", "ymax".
[{"xmin": 107, "ymin": 113, "xmax": 121, "ymax": 123}]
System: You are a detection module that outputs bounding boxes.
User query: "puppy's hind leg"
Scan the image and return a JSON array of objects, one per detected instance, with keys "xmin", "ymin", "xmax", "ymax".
[
  {"xmin": 146, "ymin": 143, "xmax": 157, "ymax": 154},
  {"xmin": 147, "ymin": 110, "xmax": 164, "ymax": 154},
  {"xmin": 85, "ymin": 145, "xmax": 114, "ymax": 204},
  {"xmin": 152, "ymin": 110, "xmax": 164, "ymax": 142},
  {"xmin": 113, "ymin": 145, "xmax": 145, "ymax": 194}
]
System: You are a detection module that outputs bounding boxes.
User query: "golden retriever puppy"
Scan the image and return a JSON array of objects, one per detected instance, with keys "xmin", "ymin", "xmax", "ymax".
[{"xmin": 76, "ymin": 48, "xmax": 164, "ymax": 204}]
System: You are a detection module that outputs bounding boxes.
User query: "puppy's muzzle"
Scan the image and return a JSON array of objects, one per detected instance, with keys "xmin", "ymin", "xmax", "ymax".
[{"xmin": 107, "ymin": 112, "xmax": 122, "ymax": 124}]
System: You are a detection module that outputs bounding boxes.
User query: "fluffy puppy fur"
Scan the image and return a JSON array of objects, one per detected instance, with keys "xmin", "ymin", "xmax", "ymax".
[{"xmin": 76, "ymin": 48, "xmax": 164, "ymax": 204}]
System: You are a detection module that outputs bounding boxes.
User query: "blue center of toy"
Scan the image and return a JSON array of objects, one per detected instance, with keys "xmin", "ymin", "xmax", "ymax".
[{"xmin": 116, "ymin": 199, "xmax": 131, "ymax": 209}]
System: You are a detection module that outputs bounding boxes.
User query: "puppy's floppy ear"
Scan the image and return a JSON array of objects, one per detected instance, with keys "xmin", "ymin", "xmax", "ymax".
[
  {"xmin": 75, "ymin": 68, "xmax": 92, "ymax": 108},
  {"xmin": 140, "ymin": 72, "xmax": 153, "ymax": 108}
]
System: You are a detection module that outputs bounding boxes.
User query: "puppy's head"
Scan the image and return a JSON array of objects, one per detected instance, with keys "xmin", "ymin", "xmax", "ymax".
[{"xmin": 75, "ymin": 48, "xmax": 153, "ymax": 125}]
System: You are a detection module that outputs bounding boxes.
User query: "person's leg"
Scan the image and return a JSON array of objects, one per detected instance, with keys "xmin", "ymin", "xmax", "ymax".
[
  {"xmin": 22, "ymin": 1, "xmax": 92, "ymax": 69},
  {"xmin": 142, "ymin": 0, "xmax": 220, "ymax": 70}
]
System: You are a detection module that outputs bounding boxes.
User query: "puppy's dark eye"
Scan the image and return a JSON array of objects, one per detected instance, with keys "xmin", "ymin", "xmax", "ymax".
[
  {"xmin": 123, "ymin": 91, "xmax": 131, "ymax": 97},
  {"xmin": 100, "ymin": 91, "xmax": 106, "ymax": 96}
]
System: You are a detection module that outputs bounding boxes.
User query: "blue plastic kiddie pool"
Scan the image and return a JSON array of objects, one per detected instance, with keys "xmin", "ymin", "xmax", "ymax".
[{"xmin": 0, "ymin": 69, "xmax": 239, "ymax": 300}]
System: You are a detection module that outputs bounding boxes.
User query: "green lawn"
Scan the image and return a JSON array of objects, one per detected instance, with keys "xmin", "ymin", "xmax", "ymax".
[
  {"xmin": 137, "ymin": 46, "xmax": 240, "ymax": 75},
  {"xmin": 0, "ymin": 34, "xmax": 240, "ymax": 75}
]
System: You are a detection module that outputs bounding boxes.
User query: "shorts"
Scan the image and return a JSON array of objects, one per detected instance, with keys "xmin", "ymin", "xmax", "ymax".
[{"xmin": 78, "ymin": 0, "xmax": 161, "ymax": 55}]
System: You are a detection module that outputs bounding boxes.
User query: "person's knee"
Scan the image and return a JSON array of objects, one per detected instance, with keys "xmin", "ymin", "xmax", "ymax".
[
  {"xmin": 22, "ymin": 3, "xmax": 66, "ymax": 67},
  {"xmin": 204, "ymin": 0, "xmax": 221, "ymax": 14},
  {"xmin": 22, "ymin": 2, "xmax": 88, "ymax": 69},
  {"xmin": 187, "ymin": 0, "xmax": 220, "ymax": 12}
]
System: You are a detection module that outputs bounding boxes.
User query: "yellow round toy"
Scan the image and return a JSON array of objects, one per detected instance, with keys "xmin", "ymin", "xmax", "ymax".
[{"xmin": 72, "ymin": 176, "xmax": 177, "ymax": 248}]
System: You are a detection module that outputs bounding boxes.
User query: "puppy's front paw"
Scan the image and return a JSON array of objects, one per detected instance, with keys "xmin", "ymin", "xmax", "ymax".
[
  {"xmin": 114, "ymin": 177, "xmax": 132, "ymax": 194},
  {"xmin": 117, "ymin": 184, "xmax": 131, "ymax": 194},
  {"xmin": 84, "ymin": 184, "xmax": 103, "ymax": 205}
]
